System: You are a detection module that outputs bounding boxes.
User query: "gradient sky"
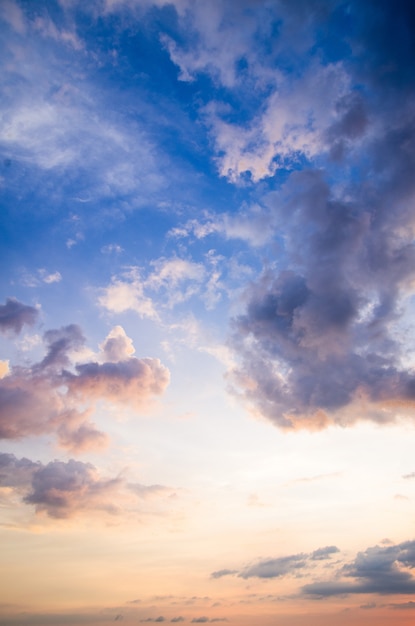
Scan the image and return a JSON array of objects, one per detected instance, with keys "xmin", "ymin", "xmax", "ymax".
[{"xmin": 1, "ymin": 1, "xmax": 415, "ymax": 624}]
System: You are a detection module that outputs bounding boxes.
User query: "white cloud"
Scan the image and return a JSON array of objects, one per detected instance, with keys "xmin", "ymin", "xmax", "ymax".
[
  {"xmin": 207, "ymin": 62, "xmax": 351, "ymax": 182},
  {"xmin": 98, "ymin": 269, "xmax": 160, "ymax": 320},
  {"xmin": 99, "ymin": 325, "xmax": 136, "ymax": 362},
  {"xmin": 40, "ymin": 270, "xmax": 62, "ymax": 284}
]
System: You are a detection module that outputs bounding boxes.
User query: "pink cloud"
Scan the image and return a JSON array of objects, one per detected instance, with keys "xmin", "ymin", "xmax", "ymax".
[{"xmin": 0, "ymin": 323, "xmax": 170, "ymax": 452}]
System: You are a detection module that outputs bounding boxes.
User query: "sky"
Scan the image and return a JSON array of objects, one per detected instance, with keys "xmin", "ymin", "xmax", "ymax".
[{"xmin": 1, "ymin": 0, "xmax": 415, "ymax": 624}]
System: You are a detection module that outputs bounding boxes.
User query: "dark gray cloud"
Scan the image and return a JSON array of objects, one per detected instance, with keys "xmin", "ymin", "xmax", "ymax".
[
  {"xmin": 0, "ymin": 324, "xmax": 169, "ymax": 451},
  {"xmin": 170, "ymin": 618, "xmax": 185, "ymax": 623},
  {"xmin": 303, "ymin": 540, "xmax": 415, "ymax": 597},
  {"xmin": 0, "ymin": 297, "xmax": 38, "ymax": 334}
]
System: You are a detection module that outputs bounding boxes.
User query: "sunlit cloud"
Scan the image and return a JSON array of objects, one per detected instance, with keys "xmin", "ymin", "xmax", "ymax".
[{"xmin": 0, "ymin": 315, "xmax": 170, "ymax": 451}]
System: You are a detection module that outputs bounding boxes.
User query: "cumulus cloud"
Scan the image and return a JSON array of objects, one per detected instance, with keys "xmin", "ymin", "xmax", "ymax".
[
  {"xmin": 0, "ymin": 324, "xmax": 169, "ymax": 451},
  {"xmin": 0, "ymin": 298, "xmax": 38, "ymax": 334},
  {"xmin": 229, "ymin": 147, "xmax": 415, "ymax": 428},
  {"xmin": 302, "ymin": 540, "xmax": 415, "ymax": 597},
  {"xmin": 65, "ymin": 357, "xmax": 170, "ymax": 409},
  {"xmin": 207, "ymin": 0, "xmax": 415, "ymax": 429},
  {"xmin": 0, "ymin": 452, "xmax": 175, "ymax": 519}
]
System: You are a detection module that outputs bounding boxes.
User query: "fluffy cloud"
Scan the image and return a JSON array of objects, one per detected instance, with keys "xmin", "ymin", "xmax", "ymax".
[
  {"xmin": 0, "ymin": 322, "xmax": 170, "ymax": 451},
  {"xmin": 229, "ymin": 151, "xmax": 415, "ymax": 428},
  {"xmin": 98, "ymin": 269, "xmax": 160, "ymax": 321},
  {"xmin": 0, "ymin": 452, "xmax": 175, "ymax": 519},
  {"xmin": 0, "ymin": 297, "xmax": 38, "ymax": 334},
  {"xmin": 302, "ymin": 541, "xmax": 415, "ymax": 597}
]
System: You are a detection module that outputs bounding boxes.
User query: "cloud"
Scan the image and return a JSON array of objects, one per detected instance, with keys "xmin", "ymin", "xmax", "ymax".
[
  {"xmin": 388, "ymin": 601, "xmax": 415, "ymax": 610},
  {"xmin": 310, "ymin": 546, "xmax": 340, "ymax": 561},
  {"xmin": 99, "ymin": 256, "xmax": 226, "ymax": 320},
  {"xmin": 0, "ymin": 3, "xmax": 165, "ymax": 211},
  {"xmin": 0, "ymin": 452, "xmax": 41, "ymax": 489},
  {"xmin": 128, "ymin": 483, "xmax": 175, "ymax": 499},
  {"xmin": 100, "ymin": 325, "xmax": 136, "ymax": 362},
  {"xmin": 98, "ymin": 269, "xmax": 160, "ymax": 321},
  {"xmin": 229, "ymin": 156, "xmax": 415, "ymax": 428},
  {"xmin": 40, "ymin": 270, "xmax": 62, "ymax": 284},
  {"xmin": 0, "ymin": 324, "xmax": 169, "ymax": 451},
  {"xmin": 239, "ymin": 554, "xmax": 308, "ymax": 579},
  {"xmin": 23, "ymin": 458, "xmax": 122, "ymax": 518},
  {"xmin": 0, "ymin": 298, "xmax": 38, "ymax": 334},
  {"xmin": 210, "ymin": 569, "xmax": 238, "ymax": 580},
  {"xmin": 0, "ymin": 452, "xmax": 175, "ymax": 519},
  {"xmin": 0, "ymin": 361, "xmax": 10, "ymax": 379},
  {"xmin": 215, "ymin": 0, "xmax": 415, "ymax": 430},
  {"xmin": 0, "ymin": 453, "xmax": 120, "ymax": 518},
  {"xmin": 65, "ymin": 357, "xmax": 170, "ymax": 410},
  {"xmin": 0, "ymin": 0, "xmax": 26, "ymax": 35},
  {"xmin": 302, "ymin": 540, "xmax": 415, "ymax": 597},
  {"xmin": 212, "ymin": 545, "xmax": 340, "ymax": 581},
  {"xmin": 170, "ymin": 618, "xmax": 185, "ymax": 623},
  {"xmin": 169, "ymin": 204, "xmax": 278, "ymax": 247}
]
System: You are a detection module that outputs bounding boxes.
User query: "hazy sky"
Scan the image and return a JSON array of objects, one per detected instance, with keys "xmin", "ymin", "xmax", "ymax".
[{"xmin": 1, "ymin": 1, "xmax": 415, "ymax": 624}]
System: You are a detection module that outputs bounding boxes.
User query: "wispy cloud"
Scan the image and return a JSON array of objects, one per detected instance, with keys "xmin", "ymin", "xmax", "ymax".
[{"xmin": 211, "ymin": 546, "xmax": 340, "ymax": 580}]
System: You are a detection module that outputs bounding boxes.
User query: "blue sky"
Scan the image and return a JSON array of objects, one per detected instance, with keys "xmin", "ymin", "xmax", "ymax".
[{"xmin": 2, "ymin": 1, "xmax": 415, "ymax": 625}]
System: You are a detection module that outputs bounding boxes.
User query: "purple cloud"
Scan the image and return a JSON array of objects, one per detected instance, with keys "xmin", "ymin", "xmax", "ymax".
[
  {"xmin": 0, "ymin": 324, "xmax": 169, "ymax": 452},
  {"xmin": 0, "ymin": 298, "xmax": 38, "ymax": 334}
]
